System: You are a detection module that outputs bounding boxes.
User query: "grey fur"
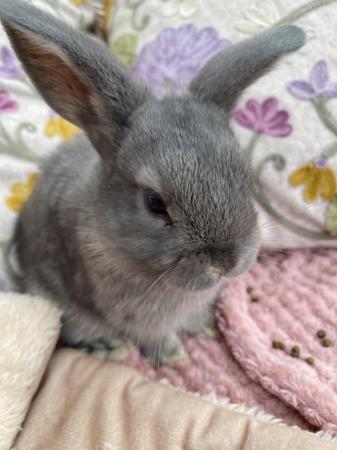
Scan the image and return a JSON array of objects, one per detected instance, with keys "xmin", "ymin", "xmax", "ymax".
[
  {"xmin": 0, "ymin": 0, "xmax": 306, "ymax": 362},
  {"xmin": 190, "ymin": 24, "xmax": 305, "ymax": 110}
]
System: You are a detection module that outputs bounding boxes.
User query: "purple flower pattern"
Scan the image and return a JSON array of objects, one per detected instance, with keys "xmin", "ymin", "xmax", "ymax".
[
  {"xmin": 0, "ymin": 47, "xmax": 23, "ymax": 79},
  {"xmin": 132, "ymin": 24, "xmax": 231, "ymax": 97},
  {"xmin": 0, "ymin": 89, "xmax": 19, "ymax": 113},
  {"xmin": 313, "ymin": 155, "xmax": 329, "ymax": 169},
  {"xmin": 234, "ymin": 97, "xmax": 292, "ymax": 137},
  {"xmin": 288, "ymin": 60, "xmax": 337, "ymax": 100}
]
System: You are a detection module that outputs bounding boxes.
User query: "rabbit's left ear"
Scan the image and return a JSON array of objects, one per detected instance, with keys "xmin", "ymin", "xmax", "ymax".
[
  {"xmin": 0, "ymin": 0, "xmax": 149, "ymax": 160},
  {"xmin": 190, "ymin": 25, "xmax": 305, "ymax": 111}
]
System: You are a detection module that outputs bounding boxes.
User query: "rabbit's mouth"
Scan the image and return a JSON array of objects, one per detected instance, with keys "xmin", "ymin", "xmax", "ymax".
[
  {"xmin": 163, "ymin": 248, "xmax": 258, "ymax": 293},
  {"xmin": 142, "ymin": 257, "xmax": 223, "ymax": 293},
  {"xmin": 163, "ymin": 271, "xmax": 225, "ymax": 293}
]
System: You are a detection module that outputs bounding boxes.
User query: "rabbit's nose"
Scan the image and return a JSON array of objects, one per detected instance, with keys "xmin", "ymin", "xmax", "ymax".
[
  {"xmin": 207, "ymin": 266, "xmax": 223, "ymax": 277},
  {"xmin": 208, "ymin": 245, "xmax": 238, "ymax": 274}
]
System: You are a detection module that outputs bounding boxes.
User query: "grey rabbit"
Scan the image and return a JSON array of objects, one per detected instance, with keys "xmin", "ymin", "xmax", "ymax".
[{"xmin": 0, "ymin": 0, "xmax": 305, "ymax": 363}]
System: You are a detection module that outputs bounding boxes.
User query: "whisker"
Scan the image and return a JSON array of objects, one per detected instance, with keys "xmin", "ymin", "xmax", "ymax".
[
  {"xmin": 142, "ymin": 264, "xmax": 176, "ymax": 298},
  {"xmin": 134, "ymin": 269, "xmax": 175, "ymax": 352}
]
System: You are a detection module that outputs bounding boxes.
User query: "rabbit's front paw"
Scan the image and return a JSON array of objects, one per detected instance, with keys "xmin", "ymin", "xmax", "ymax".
[
  {"xmin": 183, "ymin": 309, "xmax": 218, "ymax": 339},
  {"xmin": 79, "ymin": 338, "xmax": 135, "ymax": 361},
  {"xmin": 141, "ymin": 333, "xmax": 188, "ymax": 366}
]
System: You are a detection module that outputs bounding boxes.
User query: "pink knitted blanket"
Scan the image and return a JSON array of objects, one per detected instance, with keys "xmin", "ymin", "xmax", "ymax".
[{"xmin": 124, "ymin": 249, "xmax": 337, "ymax": 434}]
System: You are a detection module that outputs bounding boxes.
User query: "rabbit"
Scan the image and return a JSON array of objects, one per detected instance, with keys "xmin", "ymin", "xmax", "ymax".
[{"xmin": 0, "ymin": 0, "xmax": 305, "ymax": 364}]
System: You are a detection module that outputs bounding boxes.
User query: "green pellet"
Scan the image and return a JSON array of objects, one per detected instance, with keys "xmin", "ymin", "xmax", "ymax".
[
  {"xmin": 290, "ymin": 345, "xmax": 300, "ymax": 357},
  {"xmin": 304, "ymin": 357, "xmax": 315, "ymax": 366},
  {"xmin": 321, "ymin": 338, "xmax": 332, "ymax": 348},
  {"xmin": 316, "ymin": 330, "xmax": 326, "ymax": 339},
  {"xmin": 272, "ymin": 340, "xmax": 285, "ymax": 350}
]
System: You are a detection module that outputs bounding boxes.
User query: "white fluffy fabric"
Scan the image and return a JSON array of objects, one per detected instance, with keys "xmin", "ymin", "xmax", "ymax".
[{"xmin": 0, "ymin": 293, "xmax": 61, "ymax": 450}]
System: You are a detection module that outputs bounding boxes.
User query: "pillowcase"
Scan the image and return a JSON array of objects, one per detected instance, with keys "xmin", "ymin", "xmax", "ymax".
[
  {"xmin": 106, "ymin": 0, "xmax": 337, "ymax": 249},
  {"xmin": 0, "ymin": 0, "xmax": 96, "ymax": 290}
]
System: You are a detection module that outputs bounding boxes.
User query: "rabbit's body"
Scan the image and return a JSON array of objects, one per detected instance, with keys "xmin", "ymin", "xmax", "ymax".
[
  {"xmin": 13, "ymin": 118, "xmax": 226, "ymax": 353},
  {"xmin": 13, "ymin": 133, "xmax": 223, "ymax": 348},
  {"xmin": 0, "ymin": 0, "xmax": 306, "ymax": 362}
]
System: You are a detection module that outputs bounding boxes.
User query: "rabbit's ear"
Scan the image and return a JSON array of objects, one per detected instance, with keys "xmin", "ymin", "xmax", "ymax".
[
  {"xmin": 0, "ymin": 0, "xmax": 148, "ymax": 160},
  {"xmin": 190, "ymin": 25, "xmax": 305, "ymax": 111}
]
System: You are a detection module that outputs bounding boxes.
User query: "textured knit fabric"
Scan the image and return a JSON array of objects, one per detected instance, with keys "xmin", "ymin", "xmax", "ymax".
[
  {"xmin": 123, "ymin": 248, "xmax": 337, "ymax": 435},
  {"xmin": 123, "ymin": 334, "xmax": 309, "ymax": 429},
  {"xmin": 218, "ymin": 249, "xmax": 337, "ymax": 434}
]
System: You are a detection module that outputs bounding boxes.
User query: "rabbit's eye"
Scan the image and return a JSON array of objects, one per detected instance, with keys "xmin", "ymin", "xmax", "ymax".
[
  {"xmin": 145, "ymin": 191, "xmax": 171, "ymax": 223},
  {"xmin": 146, "ymin": 192, "xmax": 166, "ymax": 214}
]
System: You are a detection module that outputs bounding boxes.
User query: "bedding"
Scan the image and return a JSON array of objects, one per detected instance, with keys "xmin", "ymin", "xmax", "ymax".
[
  {"xmin": 0, "ymin": 291, "xmax": 336, "ymax": 450},
  {"xmin": 0, "ymin": 0, "xmax": 95, "ymax": 290},
  {"xmin": 1, "ymin": 2, "xmax": 337, "ymax": 448}
]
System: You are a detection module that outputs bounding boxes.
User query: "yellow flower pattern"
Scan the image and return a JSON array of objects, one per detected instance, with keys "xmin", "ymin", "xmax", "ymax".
[
  {"xmin": 44, "ymin": 117, "xmax": 80, "ymax": 142},
  {"xmin": 289, "ymin": 159, "xmax": 337, "ymax": 203},
  {"xmin": 70, "ymin": 0, "xmax": 87, "ymax": 5},
  {"xmin": 5, "ymin": 173, "xmax": 39, "ymax": 213}
]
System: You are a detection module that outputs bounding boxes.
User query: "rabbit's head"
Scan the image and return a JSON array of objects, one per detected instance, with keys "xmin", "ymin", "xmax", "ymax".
[{"xmin": 0, "ymin": 1, "xmax": 305, "ymax": 291}]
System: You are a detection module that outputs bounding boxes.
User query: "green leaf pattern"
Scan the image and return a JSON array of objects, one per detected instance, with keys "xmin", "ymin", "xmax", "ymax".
[
  {"xmin": 111, "ymin": 33, "xmax": 139, "ymax": 67},
  {"xmin": 325, "ymin": 196, "xmax": 337, "ymax": 236}
]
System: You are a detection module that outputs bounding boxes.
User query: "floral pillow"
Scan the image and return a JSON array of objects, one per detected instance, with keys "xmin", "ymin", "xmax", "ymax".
[
  {"xmin": 0, "ymin": 0, "xmax": 95, "ymax": 290},
  {"xmin": 107, "ymin": 0, "xmax": 337, "ymax": 249}
]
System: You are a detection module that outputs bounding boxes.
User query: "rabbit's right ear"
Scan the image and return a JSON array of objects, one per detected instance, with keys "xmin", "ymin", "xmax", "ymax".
[{"xmin": 0, "ymin": 0, "xmax": 149, "ymax": 160}]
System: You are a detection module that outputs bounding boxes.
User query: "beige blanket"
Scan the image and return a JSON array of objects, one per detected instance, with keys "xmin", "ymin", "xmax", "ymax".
[{"xmin": 1, "ymin": 292, "xmax": 336, "ymax": 450}]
